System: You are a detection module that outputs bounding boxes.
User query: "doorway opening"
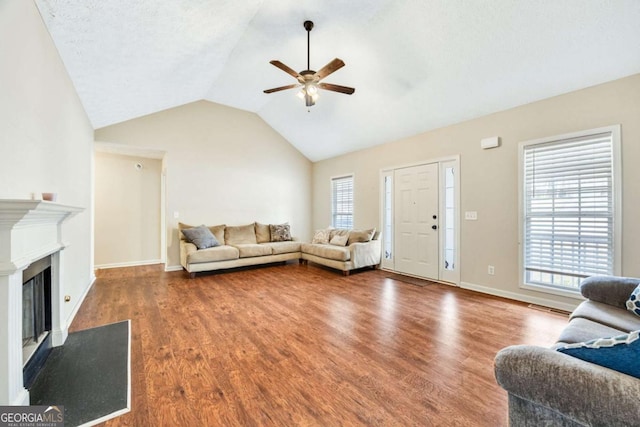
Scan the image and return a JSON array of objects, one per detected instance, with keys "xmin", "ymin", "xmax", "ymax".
[{"xmin": 94, "ymin": 142, "xmax": 166, "ymax": 269}]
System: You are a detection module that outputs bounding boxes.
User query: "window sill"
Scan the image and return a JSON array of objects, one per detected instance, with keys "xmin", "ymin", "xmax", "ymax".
[{"xmin": 520, "ymin": 282, "xmax": 584, "ymax": 300}]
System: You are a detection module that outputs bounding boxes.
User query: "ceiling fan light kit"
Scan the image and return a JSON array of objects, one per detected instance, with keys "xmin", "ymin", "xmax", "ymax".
[{"xmin": 264, "ymin": 20, "xmax": 355, "ymax": 108}]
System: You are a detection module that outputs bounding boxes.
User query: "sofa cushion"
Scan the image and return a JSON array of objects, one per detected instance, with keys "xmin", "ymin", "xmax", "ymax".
[
  {"xmin": 348, "ymin": 228, "xmax": 376, "ymax": 245},
  {"xmin": 580, "ymin": 276, "xmax": 640, "ymax": 309},
  {"xmin": 312, "ymin": 228, "xmax": 332, "ymax": 244},
  {"xmin": 557, "ymin": 317, "xmax": 626, "ymax": 344},
  {"xmin": 181, "ymin": 225, "xmax": 220, "ymax": 249},
  {"xmin": 557, "ymin": 330, "xmax": 640, "ymax": 379},
  {"xmin": 626, "ymin": 284, "xmax": 640, "ymax": 317},
  {"xmin": 301, "ymin": 243, "xmax": 350, "ymax": 262},
  {"xmin": 571, "ymin": 300, "xmax": 640, "ymax": 332},
  {"xmin": 255, "ymin": 222, "xmax": 271, "ymax": 243},
  {"xmin": 263, "ymin": 241, "xmax": 301, "ymax": 255},
  {"xmin": 179, "ymin": 222, "xmax": 225, "ymax": 244},
  {"xmin": 187, "ymin": 245, "xmax": 239, "ymax": 263},
  {"xmin": 270, "ymin": 223, "xmax": 292, "ymax": 242},
  {"xmin": 225, "ymin": 224, "xmax": 257, "ymax": 245},
  {"xmin": 234, "ymin": 244, "xmax": 272, "ymax": 258}
]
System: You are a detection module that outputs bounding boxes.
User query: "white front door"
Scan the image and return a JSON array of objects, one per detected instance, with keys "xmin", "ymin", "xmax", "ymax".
[{"xmin": 393, "ymin": 163, "xmax": 439, "ymax": 279}]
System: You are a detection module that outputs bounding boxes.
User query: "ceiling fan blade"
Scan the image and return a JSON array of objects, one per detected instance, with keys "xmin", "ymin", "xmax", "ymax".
[
  {"xmin": 269, "ymin": 60, "xmax": 301, "ymax": 79},
  {"xmin": 318, "ymin": 82, "xmax": 355, "ymax": 95},
  {"xmin": 263, "ymin": 84, "xmax": 300, "ymax": 94},
  {"xmin": 314, "ymin": 58, "xmax": 345, "ymax": 80}
]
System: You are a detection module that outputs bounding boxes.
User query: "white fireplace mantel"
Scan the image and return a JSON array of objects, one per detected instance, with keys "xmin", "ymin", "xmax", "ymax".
[
  {"xmin": 0, "ymin": 199, "xmax": 83, "ymax": 405},
  {"xmin": 0, "ymin": 200, "xmax": 83, "ymax": 274}
]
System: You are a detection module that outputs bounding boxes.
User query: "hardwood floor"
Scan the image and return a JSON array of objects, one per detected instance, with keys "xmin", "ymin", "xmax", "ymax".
[{"xmin": 72, "ymin": 262, "xmax": 568, "ymax": 426}]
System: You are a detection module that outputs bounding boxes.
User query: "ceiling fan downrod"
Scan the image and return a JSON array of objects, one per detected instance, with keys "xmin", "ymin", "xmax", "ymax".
[{"xmin": 304, "ymin": 20, "xmax": 313, "ymax": 71}]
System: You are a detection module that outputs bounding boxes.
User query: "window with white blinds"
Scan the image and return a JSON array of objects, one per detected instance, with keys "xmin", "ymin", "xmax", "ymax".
[
  {"xmin": 521, "ymin": 127, "xmax": 619, "ymax": 291},
  {"xmin": 331, "ymin": 175, "xmax": 354, "ymax": 229}
]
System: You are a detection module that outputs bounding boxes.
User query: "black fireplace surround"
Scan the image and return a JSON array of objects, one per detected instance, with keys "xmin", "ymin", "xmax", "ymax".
[{"xmin": 22, "ymin": 256, "xmax": 53, "ymax": 388}]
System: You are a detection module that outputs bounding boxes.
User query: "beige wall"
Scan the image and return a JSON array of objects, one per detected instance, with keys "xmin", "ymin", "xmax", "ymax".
[
  {"xmin": 0, "ymin": 1, "xmax": 94, "ymax": 321},
  {"xmin": 313, "ymin": 74, "xmax": 640, "ymax": 310},
  {"xmin": 95, "ymin": 100, "xmax": 313, "ymax": 269},
  {"xmin": 94, "ymin": 152, "xmax": 162, "ymax": 267}
]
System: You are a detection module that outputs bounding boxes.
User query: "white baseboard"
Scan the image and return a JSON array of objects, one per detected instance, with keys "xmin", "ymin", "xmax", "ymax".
[
  {"xmin": 460, "ymin": 281, "xmax": 580, "ymax": 312},
  {"xmin": 164, "ymin": 265, "xmax": 183, "ymax": 272},
  {"xmin": 95, "ymin": 259, "xmax": 163, "ymax": 269}
]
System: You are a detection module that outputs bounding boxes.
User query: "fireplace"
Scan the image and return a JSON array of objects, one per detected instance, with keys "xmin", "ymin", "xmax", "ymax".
[
  {"xmin": 0, "ymin": 200, "xmax": 83, "ymax": 405},
  {"xmin": 22, "ymin": 255, "xmax": 53, "ymax": 388}
]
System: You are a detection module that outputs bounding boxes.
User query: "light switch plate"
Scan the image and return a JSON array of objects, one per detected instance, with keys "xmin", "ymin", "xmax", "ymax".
[{"xmin": 465, "ymin": 211, "xmax": 478, "ymax": 220}]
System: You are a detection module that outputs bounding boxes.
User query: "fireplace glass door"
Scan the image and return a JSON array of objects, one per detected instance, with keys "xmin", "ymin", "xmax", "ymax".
[{"xmin": 23, "ymin": 272, "xmax": 46, "ymax": 346}]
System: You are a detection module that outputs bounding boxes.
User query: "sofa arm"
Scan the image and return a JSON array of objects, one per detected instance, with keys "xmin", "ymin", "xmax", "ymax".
[
  {"xmin": 580, "ymin": 276, "xmax": 640, "ymax": 309},
  {"xmin": 495, "ymin": 345, "xmax": 640, "ymax": 425},
  {"xmin": 349, "ymin": 239, "xmax": 381, "ymax": 269},
  {"xmin": 180, "ymin": 241, "xmax": 198, "ymax": 268}
]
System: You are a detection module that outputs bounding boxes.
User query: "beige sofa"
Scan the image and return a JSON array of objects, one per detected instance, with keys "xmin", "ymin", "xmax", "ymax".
[
  {"xmin": 179, "ymin": 222, "xmax": 301, "ymax": 278},
  {"xmin": 179, "ymin": 223, "xmax": 382, "ymax": 278},
  {"xmin": 300, "ymin": 228, "xmax": 381, "ymax": 276}
]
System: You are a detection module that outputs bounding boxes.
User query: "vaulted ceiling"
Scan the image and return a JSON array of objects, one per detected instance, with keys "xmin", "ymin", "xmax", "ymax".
[{"xmin": 36, "ymin": 0, "xmax": 640, "ymax": 161}]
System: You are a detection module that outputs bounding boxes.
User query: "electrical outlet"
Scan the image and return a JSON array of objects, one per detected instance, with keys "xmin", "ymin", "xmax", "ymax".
[
  {"xmin": 488, "ymin": 265, "xmax": 495, "ymax": 275},
  {"xmin": 173, "ymin": 211, "xmax": 179, "ymax": 219}
]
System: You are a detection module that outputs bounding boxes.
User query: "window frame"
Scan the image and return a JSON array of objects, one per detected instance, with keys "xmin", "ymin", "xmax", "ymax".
[
  {"xmin": 518, "ymin": 125, "xmax": 622, "ymax": 299},
  {"xmin": 331, "ymin": 174, "xmax": 354, "ymax": 229}
]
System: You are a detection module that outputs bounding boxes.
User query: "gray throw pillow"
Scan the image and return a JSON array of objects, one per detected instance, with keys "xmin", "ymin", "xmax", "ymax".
[{"xmin": 182, "ymin": 225, "xmax": 220, "ymax": 249}]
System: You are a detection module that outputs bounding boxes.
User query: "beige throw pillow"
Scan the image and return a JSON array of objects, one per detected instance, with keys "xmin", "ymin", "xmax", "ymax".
[
  {"xmin": 329, "ymin": 234, "xmax": 349, "ymax": 246},
  {"xmin": 312, "ymin": 228, "xmax": 331, "ymax": 244},
  {"xmin": 347, "ymin": 228, "xmax": 376, "ymax": 245},
  {"xmin": 329, "ymin": 228, "xmax": 349, "ymax": 241}
]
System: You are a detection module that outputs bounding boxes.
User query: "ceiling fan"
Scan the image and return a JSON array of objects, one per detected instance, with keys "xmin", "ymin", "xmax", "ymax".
[{"xmin": 263, "ymin": 20, "xmax": 355, "ymax": 107}]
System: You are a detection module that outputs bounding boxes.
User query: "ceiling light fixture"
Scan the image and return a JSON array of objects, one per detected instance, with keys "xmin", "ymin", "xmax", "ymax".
[{"xmin": 297, "ymin": 82, "xmax": 319, "ymax": 107}]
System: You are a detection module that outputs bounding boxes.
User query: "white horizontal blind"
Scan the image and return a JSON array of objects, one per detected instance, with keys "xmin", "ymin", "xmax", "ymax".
[
  {"xmin": 332, "ymin": 175, "xmax": 353, "ymax": 229},
  {"xmin": 523, "ymin": 132, "xmax": 614, "ymax": 290}
]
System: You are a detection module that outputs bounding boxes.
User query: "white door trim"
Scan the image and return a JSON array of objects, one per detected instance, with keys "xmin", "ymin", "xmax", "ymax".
[{"xmin": 379, "ymin": 155, "xmax": 461, "ymax": 285}]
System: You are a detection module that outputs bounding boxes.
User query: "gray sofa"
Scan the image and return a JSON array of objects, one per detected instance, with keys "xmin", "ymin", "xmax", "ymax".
[
  {"xmin": 494, "ymin": 276, "xmax": 640, "ymax": 426},
  {"xmin": 179, "ymin": 223, "xmax": 381, "ymax": 277}
]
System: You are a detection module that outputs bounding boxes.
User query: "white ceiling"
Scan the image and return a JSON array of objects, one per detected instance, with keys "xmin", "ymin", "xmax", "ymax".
[{"xmin": 36, "ymin": 0, "xmax": 640, "ymax": 161}]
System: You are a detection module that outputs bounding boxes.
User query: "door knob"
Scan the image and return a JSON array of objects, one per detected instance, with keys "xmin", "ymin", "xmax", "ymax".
[
  {"xmin": 432, "ymin": 215, "xmax": 437, "ymax": 219},
  {"xmin": 432, "ymin": 225, "xmax": 437, "ymax": 230}
]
